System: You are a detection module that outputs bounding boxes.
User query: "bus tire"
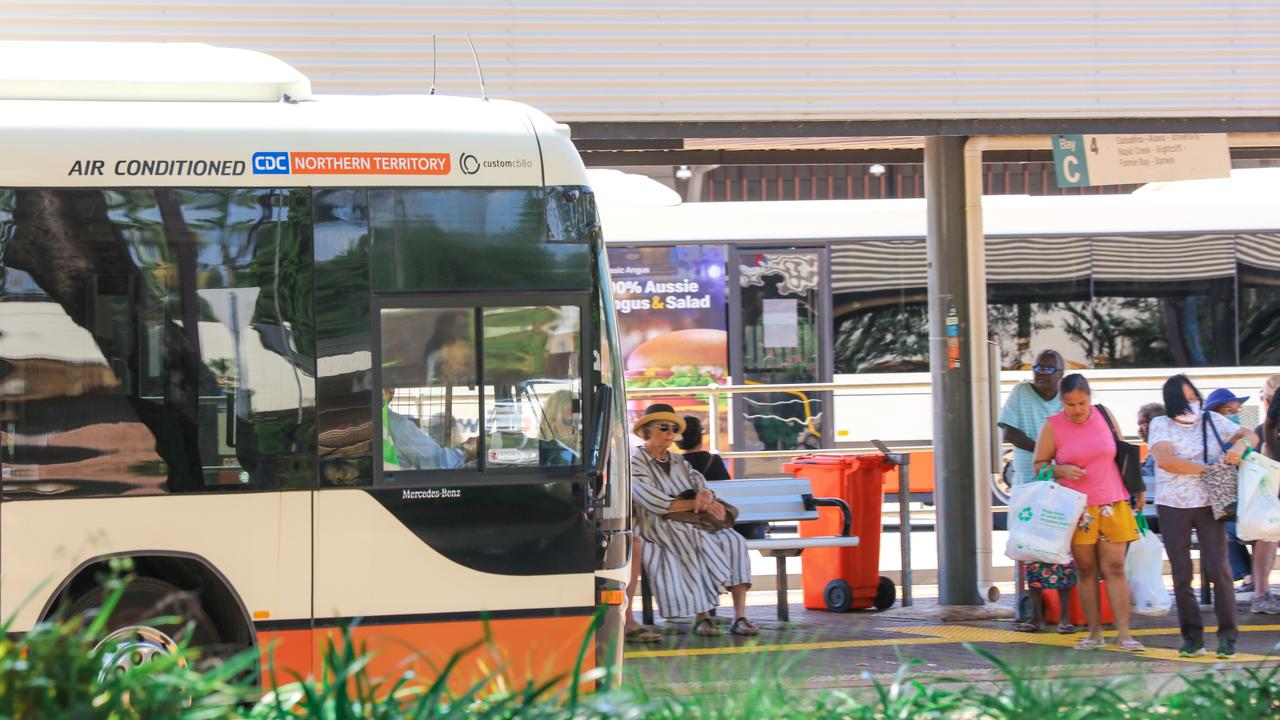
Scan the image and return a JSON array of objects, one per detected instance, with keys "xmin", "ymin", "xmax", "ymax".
[{"xmin": 67, "ymin": 576, "xmax": 223, "ymax": 674}]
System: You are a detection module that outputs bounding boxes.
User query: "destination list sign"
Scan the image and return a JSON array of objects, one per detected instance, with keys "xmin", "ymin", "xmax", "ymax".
[{"xmin": 1052, "ymin": 133, "xmax": 1230, "ymax": 188}]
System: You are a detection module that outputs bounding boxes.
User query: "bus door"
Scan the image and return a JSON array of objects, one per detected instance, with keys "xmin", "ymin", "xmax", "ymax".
[
  {"xmin": 731, "ymin": 248, "xmax": 833, "ymax": 476},
  {"xmin": 312, "ymin": 294, "xmax": 597, "ymax": 683}
]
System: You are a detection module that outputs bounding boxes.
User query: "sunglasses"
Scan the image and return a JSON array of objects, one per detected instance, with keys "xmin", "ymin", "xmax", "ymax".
[
  {"xmin": 651, "ymin": 423, "xmax": 680, "ymax": 432},
  {"xmin": 1032, "ymin": 365, "xmax": 1059, "ymax": 374}
]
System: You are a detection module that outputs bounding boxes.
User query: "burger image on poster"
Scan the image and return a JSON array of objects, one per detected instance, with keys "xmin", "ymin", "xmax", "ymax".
[{"xmin": 625, "ymin": 328, "xmax": 728, "ymax": 416}]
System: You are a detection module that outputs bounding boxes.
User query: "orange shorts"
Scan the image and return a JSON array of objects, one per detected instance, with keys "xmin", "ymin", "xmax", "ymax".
[{"xmin": 1072, "ymin": 500, "xmax": 1139, "ymax": 546}]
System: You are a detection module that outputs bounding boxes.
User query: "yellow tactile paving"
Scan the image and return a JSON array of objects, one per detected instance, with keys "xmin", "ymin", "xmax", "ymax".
[
  {"xmin": 889, "ymin": 624, "xmax": 1274, "ymax": 663},
  {"xmin": 624, "ymin": 635, "xmax": 957, "ymax": 660},
  {"xmin": 625, "ymin": 623, "xmax": 1280, "ymax": 663}
]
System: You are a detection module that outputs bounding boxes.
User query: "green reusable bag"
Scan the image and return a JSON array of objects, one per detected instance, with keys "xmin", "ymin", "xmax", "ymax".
[{"xmin": 1036, "ymin": 463, "xmax": 1054, "ymax": 482}]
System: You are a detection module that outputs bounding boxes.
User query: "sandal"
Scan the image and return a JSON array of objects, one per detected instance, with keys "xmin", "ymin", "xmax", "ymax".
[
  {"xmin": 1114, "ymin": 638, "xmax": 1145, "ymax": 652},
  {"xmin": 1056, "ymin": 624, "xmax": 1078, "ymax": 634},
  {"xmin": 1013, "ymin": 622, "xmax": 1043, "ymax": 633},
  {"xmin": 624, "ymin": 626, "xmax": 662, "ymax": 644},
  {"xmin": 729, "ymin": 617, "xmax": 760, "ymax": 636},
  {"xmin": 1075, "ymin": 637, "xmax": 1106, "ymax": 651},
  {"xmin": 692, "ymin": 617, "xmax": 722, "ymax": 637}
]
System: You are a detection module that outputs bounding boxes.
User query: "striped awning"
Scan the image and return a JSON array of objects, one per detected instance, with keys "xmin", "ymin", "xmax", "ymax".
[
  {"xmin": 833, "ymin": 233, "xmax": 1250, "ymax": 295},
  {"xmin": 1238, "ymin": 233, "xmax": 1280, "ymax": 271}
]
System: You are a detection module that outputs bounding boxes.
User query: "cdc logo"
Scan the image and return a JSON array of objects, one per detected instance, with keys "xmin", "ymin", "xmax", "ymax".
[{"xmin": 251, "ymin": 152, "xmax": 291, "ymax": 175}]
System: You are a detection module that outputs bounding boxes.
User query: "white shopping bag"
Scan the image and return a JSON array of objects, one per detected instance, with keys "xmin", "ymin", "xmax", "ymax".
[
  {"xmin": 1238, "ymin": 450, "xmax": 1280, "ymax": 542},
  {"xmin": 1126, "ymin": 514, "xmax": 1171, "ymax": 617},
  {"xmin": 1003, "ymin": 479, "xmax": 1087, "ymax": 565}
]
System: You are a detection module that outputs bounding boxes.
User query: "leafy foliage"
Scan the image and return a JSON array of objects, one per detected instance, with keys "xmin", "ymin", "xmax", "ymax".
[{"xmin": 9, "ymin": 587, "xmax": 1280, "ymax": 720}]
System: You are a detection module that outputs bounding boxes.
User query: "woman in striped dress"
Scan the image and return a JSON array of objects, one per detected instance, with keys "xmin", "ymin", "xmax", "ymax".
[{"xmin": 630, "ymin": 403, "xmax": 758, "ymax": 637}]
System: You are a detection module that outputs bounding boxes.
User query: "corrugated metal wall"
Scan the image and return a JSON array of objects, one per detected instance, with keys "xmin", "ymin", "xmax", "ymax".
[{"xmin": 5, "ymin": 1, "xmax": 1279, "ymax": 123}]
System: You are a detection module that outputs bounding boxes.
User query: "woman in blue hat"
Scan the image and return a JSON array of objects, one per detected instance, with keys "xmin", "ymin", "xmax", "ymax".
[{"xmin": 1204, "ymin": 388, "xmax": 1272, "ymax": 610}]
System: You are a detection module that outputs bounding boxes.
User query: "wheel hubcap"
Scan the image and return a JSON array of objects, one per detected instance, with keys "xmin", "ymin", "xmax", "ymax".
[{"xmin": 95, "ymin": 625, "xmax": 185, "ymax": 682}]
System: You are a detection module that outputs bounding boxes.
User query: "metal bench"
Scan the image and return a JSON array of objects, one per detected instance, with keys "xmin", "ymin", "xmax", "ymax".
[{"xmin": 640, "ymin": 476, "xmax": 859, "ymax": 622}]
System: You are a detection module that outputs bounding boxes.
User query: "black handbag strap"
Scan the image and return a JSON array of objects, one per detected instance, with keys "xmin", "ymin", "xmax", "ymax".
[
  {"xmin": 697, "ymin": 452, "xmax": 714, "ymax": 475},
  {"xmin": 1096, "ymin": 404, "xmax": 1121, "ymax": 440},
  {"xmin": 1202, "ymin": 413, "xmax": 1229, "ymax": 463},
  {"xmin": 1201, "ymin": 414, "xmax": 1229, "ymax": 462}
]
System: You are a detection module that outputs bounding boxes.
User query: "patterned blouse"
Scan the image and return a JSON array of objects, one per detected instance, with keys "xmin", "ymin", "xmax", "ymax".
[{"xmin": 1147, "ymin": 412, "xmax": 1238, "ymax": 509}]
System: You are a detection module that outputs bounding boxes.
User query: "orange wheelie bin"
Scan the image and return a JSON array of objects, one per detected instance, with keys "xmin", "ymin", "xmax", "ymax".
[{"xmin": 782, "ymin": 454, "xmax": 896, "ymax": 612}]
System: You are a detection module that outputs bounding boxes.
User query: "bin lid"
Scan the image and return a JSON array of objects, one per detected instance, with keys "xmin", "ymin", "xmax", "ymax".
[{"xmin": 783, "ymin": 453, "xmax": 886, "ymax": 468}]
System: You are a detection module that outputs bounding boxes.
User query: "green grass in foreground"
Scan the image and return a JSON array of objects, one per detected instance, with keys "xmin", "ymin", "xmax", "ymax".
[{"xmin": 4, "ymin": 575, "xmax": 1280, "ymax": 719}]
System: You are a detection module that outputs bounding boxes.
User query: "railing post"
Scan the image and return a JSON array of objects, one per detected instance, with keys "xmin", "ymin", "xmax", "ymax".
[
  {"xmin": 707, "ymin": 384, "xmax": 720, "ymax": 454},
  {"xmin": 896, "ymin": 454, "xmax": 913, "ymax": 607}
]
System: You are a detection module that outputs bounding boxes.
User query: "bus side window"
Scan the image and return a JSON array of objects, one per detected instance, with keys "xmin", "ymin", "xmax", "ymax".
[{"xmin": 378, "ymin": 308, "xmax": 479, "ymax": 474}]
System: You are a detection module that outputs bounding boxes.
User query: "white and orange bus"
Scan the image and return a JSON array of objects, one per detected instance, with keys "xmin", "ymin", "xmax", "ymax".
[{"xmin": 0, "ymin": 41, "xmax": 631, "ymax": 687}]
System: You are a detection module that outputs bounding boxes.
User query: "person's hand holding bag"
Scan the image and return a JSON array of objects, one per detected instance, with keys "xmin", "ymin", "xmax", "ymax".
[{"xmin": 1055, "ymin": 463, "xmax": 1086, "ymax": 482}]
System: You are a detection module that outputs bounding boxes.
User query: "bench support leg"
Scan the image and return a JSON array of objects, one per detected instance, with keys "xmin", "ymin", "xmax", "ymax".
[
  {"xmin": 776, "ymin": 556, "xmax": 789, "ymax": 622},
  {"xmin": 641, "ymin": 565, "xmax": 655, "ymax": 626}
]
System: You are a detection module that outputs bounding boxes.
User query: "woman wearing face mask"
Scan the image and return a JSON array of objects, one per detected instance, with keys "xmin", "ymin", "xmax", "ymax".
[
  {"xmin": 1032, "ymin": 374, "xmax": 1143, "ymax": 651},
  {"xmin": 1148, "ymin": 375, "xmax": 1259, "ymax": 658},
  {"xmin": 1204, "ymin": 388, "xmax": 1248, "ymax": 427}
]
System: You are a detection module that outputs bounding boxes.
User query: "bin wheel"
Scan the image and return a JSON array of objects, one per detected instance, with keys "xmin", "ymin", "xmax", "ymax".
[
  {"xmin": 823, "ymin": 580, "xmax": 853, "ymax": 613},
  {"xmin": 873, "ymin": 576, "xmax": 896, "ymax": 610}
]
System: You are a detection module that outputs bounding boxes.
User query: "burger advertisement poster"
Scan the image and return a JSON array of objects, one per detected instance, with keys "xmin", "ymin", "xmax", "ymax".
[{"xmin": 606, "ymin": 246, "xmax": 729, "ymax": 434}]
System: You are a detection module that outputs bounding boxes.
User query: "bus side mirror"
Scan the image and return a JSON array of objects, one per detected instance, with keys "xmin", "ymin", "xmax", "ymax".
[{"xmin": 585, "ymin": 383, "xmax": 614, "ymax": 508}]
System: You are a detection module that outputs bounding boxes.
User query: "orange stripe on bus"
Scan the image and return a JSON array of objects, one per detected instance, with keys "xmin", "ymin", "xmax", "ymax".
[
  {"xmin": 256, "ymin": 615, "xmax": 595, "ymax": 693},
  {"xmin": 289, "ymin": 152, "xmax": 450, "ymax": 175}
]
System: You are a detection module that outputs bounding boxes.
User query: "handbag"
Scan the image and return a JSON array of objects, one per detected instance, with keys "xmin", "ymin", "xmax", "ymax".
[
  {"xmin": 1096, "ymin": 404, "xmax": 1144, "ymax": 496},
  {"xmin": 666, "ymin": 489, "xmax": 740, "ymax": 532},
  {"xmin": 1201, "ymin": 416, "xmax": 1239, "ymax": 521}
]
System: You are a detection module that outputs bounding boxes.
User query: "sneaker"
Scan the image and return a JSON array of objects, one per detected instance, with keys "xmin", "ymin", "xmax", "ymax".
[
  {"xmin": 1251, "ymin": 594, "xmax": 1280, "ymax": 614},
  {"xmin": 1238, "ymin": 581, "xmax": 1256, "ymax": 593},
  {"xmin": 1217, "ymin": 639, "xmax": 1237, "ymax": 659},
  {"xmin": 1179, "ymin": 641, "xmax": 1208, "ymax": 658}
]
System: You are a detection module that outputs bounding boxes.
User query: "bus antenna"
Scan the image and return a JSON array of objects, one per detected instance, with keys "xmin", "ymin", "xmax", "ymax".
[
  {"xmin": 465, "ymin": 34, "xmax": 488, "ymax": 101},
  {"xmin": 429, "ymin": 35, "xmax": 437, "ymax": 95}
]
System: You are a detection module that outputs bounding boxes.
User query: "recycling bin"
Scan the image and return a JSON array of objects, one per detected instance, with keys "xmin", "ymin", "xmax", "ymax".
[
  {"xmin": 783, "ymin": 454, "xmax": 896, "ymax": 612},
  {"xmin": 1042, "ymin": 581, "xmax": 1116, "ymax": 627}
]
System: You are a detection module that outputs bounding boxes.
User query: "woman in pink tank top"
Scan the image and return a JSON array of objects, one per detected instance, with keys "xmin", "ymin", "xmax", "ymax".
[{"xmin": 1033, "ymin": 374, "xmax": 1143, "ymax": 652}]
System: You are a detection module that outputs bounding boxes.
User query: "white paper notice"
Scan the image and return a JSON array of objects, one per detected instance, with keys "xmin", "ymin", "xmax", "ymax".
[{"xmin": 763, "ymin": 298, "xmax": 798, "ymax": 348}]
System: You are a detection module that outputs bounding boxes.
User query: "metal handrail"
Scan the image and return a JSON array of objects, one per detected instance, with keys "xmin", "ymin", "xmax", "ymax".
[
  {"xmin": 626, "ymin": 381, "xmax": 925, "ymax": 458},
  {"xmin": 630, "ymin": 381, "xmax": 851, "ymax": 456}
]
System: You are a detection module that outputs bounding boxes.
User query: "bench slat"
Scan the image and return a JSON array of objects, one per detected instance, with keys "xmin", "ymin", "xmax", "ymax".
[{"xmin": 746, "ymin": 536, "xmax": 860, "ymax": 551}]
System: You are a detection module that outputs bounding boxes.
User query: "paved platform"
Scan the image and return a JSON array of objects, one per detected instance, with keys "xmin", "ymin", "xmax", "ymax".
[{"xmin": 622, "ymin": 588, "xmax": 1280, "ymax": 693}]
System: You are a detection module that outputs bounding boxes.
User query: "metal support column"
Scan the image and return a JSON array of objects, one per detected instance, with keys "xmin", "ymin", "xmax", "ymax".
[{"xmin": 925, "ymin": 136, "xmax": 984, "ymax": 606}]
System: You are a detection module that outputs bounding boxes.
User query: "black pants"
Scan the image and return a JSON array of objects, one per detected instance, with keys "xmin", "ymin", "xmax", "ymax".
[{"xmin": 1157, "ymin": 504, "xmax": 1238, "ymax": 645}]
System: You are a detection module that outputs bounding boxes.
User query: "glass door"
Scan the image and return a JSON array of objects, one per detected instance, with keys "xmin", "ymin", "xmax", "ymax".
[{"xmin": 734, "ymin": 249, "xmax": 830, "ymax": 475}]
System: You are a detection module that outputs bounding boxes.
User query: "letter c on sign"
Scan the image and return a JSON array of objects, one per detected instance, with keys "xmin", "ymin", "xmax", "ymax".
[{"xmin": 1062, "ymin": 156, "xmax": 1081, "ymax": 184}]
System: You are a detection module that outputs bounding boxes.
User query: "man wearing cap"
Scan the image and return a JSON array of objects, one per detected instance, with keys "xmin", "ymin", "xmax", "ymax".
[
  {"xmin": 1204, "ymin": 388, "xmax": 1257, "ymax": 602},
  {"xmin": 997, "ymin": 350, "xmax": 1074, "ymax": 632},
  {"xmin": 629, "ymin": 403, "xmax": 756, "ymax": 637}
]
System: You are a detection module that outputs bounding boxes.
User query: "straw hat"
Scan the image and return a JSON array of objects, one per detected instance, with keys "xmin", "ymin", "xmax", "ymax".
[{"xmin": 631, "ymin": 403, "xmax": 687, "ymax": 437}]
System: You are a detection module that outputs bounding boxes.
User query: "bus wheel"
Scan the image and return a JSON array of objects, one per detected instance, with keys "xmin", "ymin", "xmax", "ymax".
[{"xmin": 69, "ymin": 577, "xmax": 221, "ymax": 675}]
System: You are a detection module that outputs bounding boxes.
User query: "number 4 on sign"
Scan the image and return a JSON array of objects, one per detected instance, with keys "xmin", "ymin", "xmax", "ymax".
[{"xmin": 1090, "ymin": 138, "xmax": 1098, "ymax": 154}]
